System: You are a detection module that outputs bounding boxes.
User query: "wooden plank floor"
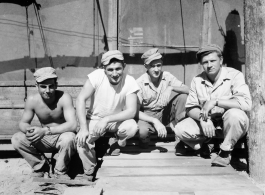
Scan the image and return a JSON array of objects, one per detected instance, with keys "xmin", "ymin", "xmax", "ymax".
[{"xmin": 94, "ymin": 138, "xmax": 264, "ymax": 195}]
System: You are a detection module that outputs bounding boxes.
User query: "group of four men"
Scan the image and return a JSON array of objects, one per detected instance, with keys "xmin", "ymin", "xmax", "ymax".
[{"xmin": 11, "ymin": 44, "xmax": 252, "ymax": 181}]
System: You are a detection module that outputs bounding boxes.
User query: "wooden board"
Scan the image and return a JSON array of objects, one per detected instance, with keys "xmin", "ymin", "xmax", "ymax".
[
  {"xmin": 103, "ymin": 153, "xmax": 193, "ymax": 160},
  {"xmin": 97, "ymin": 166, "xmax": 236, "ymax": 177},
  {"xmin": 94, "ymin": 148, "xmax": 262, "ymax": 194},
  {"xmin": 103, "ymin": 189, "xmax": 262, "ymax": 195},
  {"xmin": 120, "ymin": 145, "xmax": 175, "ymax": 153},
  {"xmin": 63, "ymin": 187, "xmax": 102, "ymax": 195},
  {"xmin": 95, "ymin": 175, "xmax": 263, "ymax": 193},
  {"xmin": 33, "ymin": 177, "xmax": 95, "ymax": 186},
  {"xmin": 101, "ymin": 158, "xmax": 212, "ymax": 167},
  {"xmin": 0, "ymin": 109, "xmax": 40, "ymax": 138},
  {"xmin": 104, "ymin": 190, "xmax": 181, "ymax": 195},
  {"xmin": 0, "ymin": 86, "xmax": 84, "ymax": 108}
]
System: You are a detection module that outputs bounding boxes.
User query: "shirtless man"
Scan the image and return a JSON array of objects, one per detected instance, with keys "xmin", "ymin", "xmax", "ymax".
[{"xmin": 12, "ymin": 67, "xmax": 77, "ymax": 179}]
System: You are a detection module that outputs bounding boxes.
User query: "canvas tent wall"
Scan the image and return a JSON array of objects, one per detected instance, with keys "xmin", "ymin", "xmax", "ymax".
[{"xmin": 0, "ymin": 0, "xmax": 244, "ymax": 139}]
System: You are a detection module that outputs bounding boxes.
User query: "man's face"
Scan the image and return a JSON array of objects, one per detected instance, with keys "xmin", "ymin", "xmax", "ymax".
[
  {"xmin": 104, "ymin": 61, "xmax": 124, "ymax": 85},
  {"xmin": 201, "ymin": 52, "xmax": 223, "ymax": 79},
  {"xmin": 146, "ymin": 59, "xmax": 163, "ymax": 80},
  {"xmin": 37, "ymin": 79, "xmax": 57, "ymax": 100}
]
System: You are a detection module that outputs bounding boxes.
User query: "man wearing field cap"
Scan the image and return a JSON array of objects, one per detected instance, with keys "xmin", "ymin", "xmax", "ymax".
[
  {"xmin": 136, "ymin": 48, "xmax": 189, "ymax": 149},
  {"xmin": 172, "ymin": 44, "xmax": 252, "ymax": 166},
  {"xmin": 12, "ymin": 67, "xmax": 77, "ymax": 179},
  {"xmin": 76, "ymin": 50, "xmax": 139, "ymax": 181}
]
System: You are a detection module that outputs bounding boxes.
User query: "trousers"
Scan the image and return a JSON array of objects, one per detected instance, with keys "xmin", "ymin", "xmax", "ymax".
[
  {"xmin": 173, "ymin": 108, "xmax": 249, "ymax": 151},
  {"xmin": 138, "ymin": 93, "xmax": 187, "ymax": 143},
  {"xmin": 12, "ymin": 131, "xmax": 76, "ymax": 174},
  {"xmin": 77, "ymin": 119, "xmax": 138, "ymax": 175}
]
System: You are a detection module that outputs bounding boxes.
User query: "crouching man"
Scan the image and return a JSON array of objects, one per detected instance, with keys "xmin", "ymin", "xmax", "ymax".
[
  {"xmin": 12, "ymin": 67, "xmax": 77, "ymax": 179},
  {"xmin": 136, "ymin": 48, "xmax": 189, "ymax": 148},
  {"xmin": 172, "ymin": 44, "xmax": 252, "ymax": 166},
  {"xmin": 75, "ymin": 50, "xmax": 139, "ymax": 181}
]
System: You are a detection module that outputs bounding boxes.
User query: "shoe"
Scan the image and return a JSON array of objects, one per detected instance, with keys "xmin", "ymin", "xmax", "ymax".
[
  {"xmin": 175, "ymin": 141, "xmax": 196, "ymax": 156},
  {"xmin": 31, "ymin": 163, "xmax": 50, "ymax": 178},
  {"xmin": 211, "ymin": 150, "xmax": 231, "ymax": 167},
  {"xmin": 76, "ymin": 174, "xmax": 93, "ymax": 182},
  {"xmin": 138, "ymin": 137, "xmax": 150, "ymax": 149},
  {"xmin": 31, "ymin": 171, "xmax": 44, "ymax": 178},
  {"xmin": 51, "ymin": 173, "xmax": 71, "ymax": 180},
  {"xmin": 107, "ymin": 141, "xmax": 121, "ymax": 156},
  {"xmin": 175, "ymin": 140, "xmax": 186, "ymax": 156},
  {"xmin": 139, "ymin": 141, "xmax": 149, "ymax": 149},
  {"xmin": 200, "ymin": 142, "xmax": 213, "ymax": 159},
  {"xmin": 118, "ymin": 138, "xmax": 127, "ymax": 147}
]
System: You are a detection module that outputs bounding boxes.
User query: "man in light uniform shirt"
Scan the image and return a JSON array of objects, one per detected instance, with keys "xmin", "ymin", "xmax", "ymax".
[{"xmin": 172, "ymin": 44, "xmax": 252, "ymax": 166}]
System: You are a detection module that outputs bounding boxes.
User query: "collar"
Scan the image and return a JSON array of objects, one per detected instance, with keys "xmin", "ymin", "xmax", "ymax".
[
  {"xmin": 143, "ymin": 71, "xmax": 166, "ymax": 85},
  {"xmin": 201, "ymin": 67, "xmax": 230, "ymax": 87}
]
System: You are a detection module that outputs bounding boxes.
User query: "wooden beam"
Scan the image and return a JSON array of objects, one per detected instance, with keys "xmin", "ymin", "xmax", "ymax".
[{"xmin": 245, "ymin": 0, "xmax": 265, "ymax": 183}]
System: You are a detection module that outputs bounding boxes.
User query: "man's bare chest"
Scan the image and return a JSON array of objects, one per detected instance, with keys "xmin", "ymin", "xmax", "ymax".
[{"xmin": 35, "ymin": 104, "xmax": 64, "ymax": 122}]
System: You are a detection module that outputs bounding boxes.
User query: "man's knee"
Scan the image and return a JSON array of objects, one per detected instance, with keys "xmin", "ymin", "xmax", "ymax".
[
  {"xmin": 223, "ymin": 108, "xmax": 249, "ymax": 127},
  {"xmin": 118, "ymin": 119, "xmax": 138, "ymax": 137},
  {"xmin": 177, "ymin": 93, "xmax": 188, "ymax": 102},
  {"xmin": 174, "ymin": 122, "xmax": 186, "ymax": 139},
  {"xmin": 137, "ymin": 120, "xmax": 152, "ymax": 139},
  {"xmin": 58, "ymin": 132, "xmax": 76, "ymax": 147},
  {"xmin": 173, "ymin": 118, "xmax": 200, "ymax": 140},
  {"xmin": 11, "ymin": 132, "xmax": 26, "ymax": 149},
  {"xmin": 77, "ymin": 142, "xmax": 95, "ymax": 155}
]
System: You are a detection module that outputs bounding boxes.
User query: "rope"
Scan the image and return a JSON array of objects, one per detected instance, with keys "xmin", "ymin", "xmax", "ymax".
[
  {"xmin": 33, "ymin": 1, "xmax": 54, "ymax": 67},
  {"xmin": 212, "ymin": 0, "xmax": 225, "ymax": 37},
  {"xmin": 179, "ymin": 0, "xmax": 186, "ymax": 84},
  {"xmin": 96, "ymin": 0, "xmax": 109, "ymax": 51},
  {"xmin": 24, "ymin": 6, "xmax": 30, "ymax": 102}
]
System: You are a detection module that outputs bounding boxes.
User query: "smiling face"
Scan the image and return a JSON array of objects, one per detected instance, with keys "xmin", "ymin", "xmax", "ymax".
[
  {"xmin": 104, "ymin": 61, "xmax": 125, "ymax": 85},
  {"xmin": 145, "ymin": 59, "xmax": 163, "ymax": 81},
  {"xmin": 200, "ymin": 52, "xmax": 223, "ymax": 82},
  {"xmin": 37, "ymin": 78, "xmax": 57, "ymax": 100}
]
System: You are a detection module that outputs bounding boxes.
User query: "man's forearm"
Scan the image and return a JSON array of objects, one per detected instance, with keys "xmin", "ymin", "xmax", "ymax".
[
  {"xmin": 187, "ymin": 108, "xmax": 201, "ymax": 121},
  {"xmin": 105, "ymin": 108, "xmax": 136, "ymax": 123},
  {"xmin": 172, "ymin": 85, "xmax": 189, "ymax": 94},
  {"xmin": 44, "ymin": 122, "xmax": 77, "ymax": 135},
  {"xmin": 138, "ymin": 111, "xmax": 156, "ymax": 124},
  {"xmin": 76, "ymin": 98, "xmax": 89, "ymax": 131},
  {"xmin": 19, "ymin": 122, "xmax": 32, "ymax": 134},
  {"xmin": 217, "ymin": 98, "xmax": 240, "ymax": 110}
]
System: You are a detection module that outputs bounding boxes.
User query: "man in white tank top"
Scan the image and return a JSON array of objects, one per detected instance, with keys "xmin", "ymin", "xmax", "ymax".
[{"xmin": 75, "ymin": 50, "xmax": 139, "ymax": 181}]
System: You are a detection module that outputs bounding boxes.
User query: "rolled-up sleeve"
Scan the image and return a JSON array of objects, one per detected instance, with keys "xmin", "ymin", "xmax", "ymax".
[
  {"xmin": 185, "ymin": 78, "xmax": 200, "ymax": 108},
  {"xmin": 231, "ymin": 72, "xmax": 252, "ymax": 111},
  {"xmin": 136, "ymin": 80, "xmax": 143, "ymax": 105},
  {"xmin": 169, "ymin": 74, "xmax": 183, "ymax": 87}
]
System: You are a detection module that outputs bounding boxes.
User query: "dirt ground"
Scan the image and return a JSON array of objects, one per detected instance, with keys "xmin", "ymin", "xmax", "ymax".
[
  {"xmin": 1, "ymin": 157, "xmax": 265, "ymax": 195},
  {"xmin": 0, "ymin": 158, "xmax": 69, "ymax": 195}
]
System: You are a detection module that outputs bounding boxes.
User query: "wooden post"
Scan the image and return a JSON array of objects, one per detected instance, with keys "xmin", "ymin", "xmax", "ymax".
[
  {"xmin": 107, "ymin": 0, "xmax": 118, "ymax": 50},
  {"xmin": 245, "ymin": 0, "xmax": 265, "ymax": 183},
  {"xmin": 201, "ymin": 0, "xmax": 212, "ymax": 46},
  {"xmin": 197, "ymin": 0, "xmax": 213, "ymax": 74}
]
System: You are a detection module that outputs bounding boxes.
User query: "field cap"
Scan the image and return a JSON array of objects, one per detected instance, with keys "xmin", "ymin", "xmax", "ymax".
[
  {"xmin": 101, "ymin": 50, "xmax": 124, "ymax": 66},
  {"xmin": 196, "ymin": 44, "xmax": 223, "ymax": 61},
  {"xmin": 33, "ymin": 67, "xmax": 57, "ymax": 82},
  {"xmin": 141, "ymin": 48, "xmax": 162, "ymax": 65}
]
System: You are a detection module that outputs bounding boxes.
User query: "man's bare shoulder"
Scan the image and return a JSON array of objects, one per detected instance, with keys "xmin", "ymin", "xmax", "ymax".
[
  {"xmin": 56, "ymin": 91, "xmax": 74, "ymax": 106},
  {"xmin": 25, "ymin": 93, "xmax": 41, "ymax": 107}
]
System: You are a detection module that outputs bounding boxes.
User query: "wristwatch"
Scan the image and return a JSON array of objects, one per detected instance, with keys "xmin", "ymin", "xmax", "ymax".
[
  {"xmin": 216, "ymin": 98, "xmax": 219, "ymax": 106},
  {"xmin": 46, "ymin": 126, "xmax": 52, "ymax": 135}
]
